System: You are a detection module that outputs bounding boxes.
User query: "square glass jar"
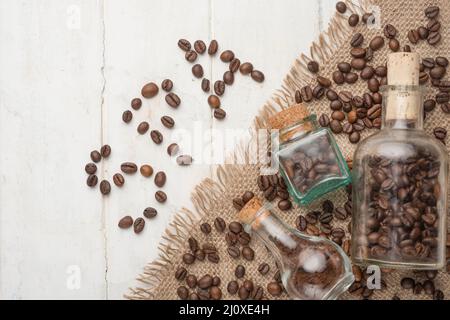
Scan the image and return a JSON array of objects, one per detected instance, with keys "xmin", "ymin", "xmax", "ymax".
[{"xmin": 272, "ymin": 114, "xmax": 351, "ymax": 205}]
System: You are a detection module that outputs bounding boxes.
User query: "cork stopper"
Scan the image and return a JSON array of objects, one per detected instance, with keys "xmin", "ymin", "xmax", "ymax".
[
  {"xmin": 238, "ymin": 196, "xmax": 270, "ymax": 230},
  {"xmin": 387, "ymin": 52, "xmax": 420, "ymax": 85},
  {"xmin": 268, "ymin": 104, "xmax": 309, "ymax": 129},
  {"xmin": 385, "ymin": 52, "xmax": 421, "ymax": 121}
]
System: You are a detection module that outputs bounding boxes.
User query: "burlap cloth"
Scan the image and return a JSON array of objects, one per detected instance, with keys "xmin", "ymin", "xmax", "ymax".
[{"xmin": 128, "ymin": 0, "xmax": 450, "ymax": 300}]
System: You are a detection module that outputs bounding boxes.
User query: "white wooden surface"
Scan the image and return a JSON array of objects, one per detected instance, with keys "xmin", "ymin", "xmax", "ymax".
[{"xmin": 0, "ymin": 0, "xmax": 338, "ymax": 299}]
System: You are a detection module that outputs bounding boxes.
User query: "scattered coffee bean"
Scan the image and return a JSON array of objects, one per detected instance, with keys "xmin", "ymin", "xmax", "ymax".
[
  {"xmin": 433, "ymin": 289, "xmax": 444, "ymax": 300},
  {"xmin": 267, "ymin": 282, "xmax": 282, "ymax": 296},
  {"xmin": 200, "ymin": 222, "xmax": 212, "ymax": 234},
  {"xmin": 118, "ymin": 216, "xmax": 133, "ymax": 229},
  {"xmin": 90, "ymin": 150, "xmax": 101, "ymax": 163},
  {"xmin": 335, "ymin": 1, "xmax": 347, "ymax": 14},
  {"xmin": 155, "ymin": 190, "xmax": 167, "ymax": 203},
  {"xmin": 223, "ymin": 71, "xmax": 234, "ymax": 85},
  {"xmin": 161, "ymin": 115, "xmax": 175, "ymax": 129},
  {"xmin": 176, "ymin": 286, "xmax": 188, "ymax": 299},
  {"xmin": 167, "ymin": 143, "xmax": 179, "ymax": 156},
  {"xmin": 251, "ymin": 70, "xmax": 265, "ymax": 83},
  {"xmin": 85, "ymin": 163, "xmax": 97, "ymax": 175},
  {"xmin": 208, "ymin": 40, "xmax": 218, "ymax": 55},
  {"xmin": 240, "ymin": 62, "xmax": 253, "ymax": 75},
  {"xmin": 121, "ymin": 162, "xmax": 137, "ymax": 174},
  {"xmin": 220, "ymin": 50, "xmax": 234, "ymax": 62},
  {"xmin": 208, "ymin": 95, "xmax": 221, "ymax": 108},
  {"xmin": 242, "ymin": 246, "xmax": 255, "ymax": 261},
  {"xmin": 433, "ymin": 127, "xmax": 447, "ymax": 140},
  {"xmin": 137, "ymin": 121, "xmax": 149, "ymax": 134},
  {"xmin": 131, "ymin": 98, "xmax": 142, "ymax": 110},
  {"xmin": 235, "ymin": 265, "xmax": 245, "ymax": 278},
  {"xmin": 229, "ymin": 58, "xmax": 241, "ymax": 73},
  {"xmin": 165, "ymin": 92, "xmax": 181, "ymax": 108},
  {"xmin": 227, "ymin": 281, "xmax": 239, "ymax": 295},
  {"xmin": 186, "ymin": 274, "xmax": 197, "ymax": 288},
  {"xmin": 370, "ymin": 36, "xmax": 384, "ymax": 51},
  {"xmin": 201, "ymin": 78, "xmax": 210, "ymax": 92},
  {"xmin": 113, "ymin": 173, "xmax": 124, "ymax": 187},
  {"xmin": 175, "ymin": 267, "xmax": 187, "ymax": 281},
  {"xmin": 193, "ymin": 40, "xmax": 206, "ymax": 54},
  {"xmin": 178, "ymin": 39, "xmax": 191, "ymax": 51},
  {"xmin": 348, "ymin": 14, "xmax": 359, "ymax": 27},
  {"xmin": 350, "ymin": 33, "xmax": 364, "ymax": 47},
  {"xmin": 214, "ymin": 217, "xmax": 226, "ymax": 232},
  {"xmin": 87, "ymin": 174, "xmax": 98, "ymax": 187},
  {"xmin": 192, "ymin": 64, "xmax": 204, "ymax": 78},
  {"xmin": 319, "ymin": 114, "xmax": 330, "ymax": 127},
  {"xmin": 307, "ymin": 61, "xmax": 319, "ymax": 73},
  {"xmin": 408, "ymin": 29, "xmax": 420, "ymax": 44},
  {"xmin": 330, "ymin": 120, "xmax": 343, "ymax": 133},
  {"xmin": 214, "ymin": 80, "xmax": 226, "ymax": 96},
  {"xmin": 133, "ymin": 217, "xmax": 145, "ymax": 234},
  {"xmin": 143, "ymin": 207, "xmax": 157, "ymax": 219},
  {"xmin": 154, "ymin": 171, "xmax": 166, "ymax": 187},
  {"xmin": 185, "ymin": 50, "xmax": 197, "ymax": 63},
  {"xmin": 227, "ymin": 246, "xmax": 240, "ymax": 258},
  {"xmin": 122, "ymin": 110, "xmax": 133, "ymax": 123},
  {"xmin": 389, "ymin": 38, "xmax": 400, "ymax": 52},
  {"xmin": 140, "ymin": 164, "xmax": 153, "ymax": 177},
  {"xmin": 383, "ymin": 24, "xmax": 397, "ymax": 38},
  {"xmin": 161, "ymin": 79, "xmax": 173, "ymax": 92},
  {"xmin": 150, "ymin": 130, "xmax": 163, "ymax": 144},
  {"xmin": 425, "ymin": 5, "xmax": 440, "ymax": 19},
  {"xmin": 141, "ymin": 82, "xmax": 159, "ymax": 98}
]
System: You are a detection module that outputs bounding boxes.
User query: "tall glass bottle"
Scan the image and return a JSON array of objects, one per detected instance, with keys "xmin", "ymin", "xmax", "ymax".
[
  {"xmin": 351, "ymin": 52, "xmax": 448, "ymax": 269},
  {"xmin": 238, "ymin": 197, "xmax": 354, "ymax": 300}
]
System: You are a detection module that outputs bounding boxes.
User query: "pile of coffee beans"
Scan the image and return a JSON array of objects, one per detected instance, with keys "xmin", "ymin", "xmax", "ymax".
[
  {"xmin": 398, "ymin": 270, "xmax": 445, "ymax": 300},
  {"xmin": 174, "ymin": 212, "xmax": 281, "ymax": 300},
  {"xmin": 177, "ymin": 38, "xmax": 265, "ymax": 120},
  {"xmin": 279, "ymin": 134, "xmax": 343, "ymax": 194},
  {"xmin": 353, "ymin": 150, "xmax": 442, "ymax": 263},
  {"xmin": 251, "ymin": 174, "xmax": 292, "ymax": 211},
  {"xmin": 85, "ymin": 144, "xmax": 111, "ymax": 194},
  {"xmin": 296, "ymin": 5, "xmax": 448, "ymax": 145}
]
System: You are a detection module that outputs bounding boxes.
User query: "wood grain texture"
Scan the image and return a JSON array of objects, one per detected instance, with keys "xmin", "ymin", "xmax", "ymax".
[{"xmin": 0, "ymin": 0, "xmax": 335, "ymax": 299}]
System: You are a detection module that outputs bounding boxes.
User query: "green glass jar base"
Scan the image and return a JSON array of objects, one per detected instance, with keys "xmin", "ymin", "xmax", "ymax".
[{"xmin": 284, "ymin": 173, "xmax": 352, "ymax": 206}]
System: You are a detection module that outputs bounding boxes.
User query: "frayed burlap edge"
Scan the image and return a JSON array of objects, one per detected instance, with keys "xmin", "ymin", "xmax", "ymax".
[{"xmin": 126, "ymin": 0, "xmax": 372, "ymax": 300}]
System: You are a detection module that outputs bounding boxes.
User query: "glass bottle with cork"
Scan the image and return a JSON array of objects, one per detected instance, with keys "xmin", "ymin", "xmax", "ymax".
[
  {"xmin": 238, "ymin": 196, "xmax": 354, "ymax": 300},
  {"xmin": 269, "ymin": 104, "xmax": 351, "ymax": 205},
  {"xmin": 351, "ymin": 52, "xmax": 448, "ymax": 269}
]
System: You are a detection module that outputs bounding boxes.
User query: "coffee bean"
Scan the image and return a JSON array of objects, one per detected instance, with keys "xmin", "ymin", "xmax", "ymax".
[
  {"xmin": 227, "ymin": 281, "xmax": 239, "ymax": 295},
  {"xmin": 351, "ymin": 58, "xmax": 366, "ymax": 70},
  {"xmin": 233, "ymin": 197, "xmax": 244, "ymax": 210},
  {"xmin": 176, "ymin": 286, "xmax": 188, "ymax": 300},
  {"xmin": 239, "ymin": 62, "xmax": 253, "ymax": 75},
  {"xmin": 85, "ymin": 163, "xmax": 97, "ymax": 174},
  {"xmin": 142, "ymin": 207, "xmax": 157, "ymax": 219},
  {"xmin": 427, "ymin": 19, "xmax": 441, "ymax": 32},
  {"xmin": 238, "ymin": 285, "xmax": 250, "ymax": 300},
  {"xmin": 209, "ymin": 286, "xmax": 222, "ymax": 300},
  {"xmin": 434, "ymin": 127, "xmax": 447, "ymax": 140},
  {"xmin": 87, "ymin": 174, "xmax": 98, "ymax": 187},
  {"xmin": 427, "ymin": 31, "xmax": 441, "ymax": 46},
  {"xmin": 214, "ymin": 80, "xmax": 225, "ymax": 96},
  {"xmin": 154, "ymin": 171, "xmax": 166, "ymax": 187},
  {"xmin": 212, "ymin": 108, "xmax": 226, "ymax": 120},
  {"xmin": 131, "ymin": 98, "xmax": 142, "ymax": 110},
  {"xmin": 175, "ymin": 267, "xmax": 187, "ymax": 281},
  {"xmin": 194, "ymin": 81, "xmax": 207, "ymax": 98},
  {"xmin": 220, "ymin": 50, "xmax": 234, "ymax": 62},
  {"xmin": 326, "ymin": 89, "xmax": 338, "ymax": 101},
  {"xmin": 368, "ymin": 78, "xmax": 380, "ymax": 93},
  {"xmin": 176, "ymin": 155, "xmax": 193, "ymax": 166},
  {"xmin": 178, "ymin": 39, "xmax": 191, "ymax": 51},
  {"xmin": 155, "ymin": 190, "xmax": 167, "ymax": 203},
  {"xmin": 348, "ymin": 14, "xmax": 359, "ymax": 27},
  {"xmin": 185, "ymin": 274, "xmax": 197, "ymax": 288},
  {"xmin": 334, "ymin": 207, "xmax": 348, "ymax": 220},
  {"xmin": 389, "ymin": 38, "xmax": 400, "ymax": 52},
  {"xmin": 439, "ymin": 81, "xmax": 450, "ymax": 93},
  {"xmin": 118, "ymin": 216, "xmax": 133, "ymax": 229},
  {"xmin": 369, "ymin": 36, "xmax": 384, "ymax": 50},
  {"xmin": 365, "ymin": 47, "xmax": 374, "ymax": 61},
  {"xmin": 251, "ymin": 70, "xmax": 265, "ymax": 83},
  {"xmin": 433, "ymin": 290, "xmax": 444, "ymax": 300},
  {"xmin": 241, "ymin": 191, "xmax": 254, "ymax": 203},
  {"xmin": 200, "ymin": 222, "xmax": 212, "ymax": 234},
  {"xmin": 383, "ymin": 24, "xmax": 397, "ymax": 38},
  {"xmin": 228, "ymin": 221, "xmax": 242, "ymax": 234},
  {"xmin": 307, "ymin": 61, "xmax": 319, "ymax": 73},
  {"xmin": 319, "ymin": 212, "xmax": 333, "ymax": 224},
  {"xmin": 312, "ymin": 85, "xmax": 324, "ymax": 99},
  {"xmin": 208, "ymin": 95, "xmax": 221, "ymax": 108},
  {"xmin": 345, "ymin": 72, "xmax": 358, "ymax": 84},
  {"xmin": 160, "ymin": 115, "xmax": 175, "ymax": 129},
  {"xmin": 319, "ymin": 114, "xmax": 330, "ymax": 127},
  {"xmin": 227, "ymin": 246, "xmax": 240, "ymax": 258},
  {"xmin": 338, "ymin": 62, "xmax": 352, "ymax": 73},
  {"xmin": 360, "ymin": 66, "xmax": 374, "ymax": 80},
  {"xmin": 350, "ymin": 33, "xmax": 364, "ymax": 47},
  {"xmin": 214, "ymin": 217, "xmax": 226, "ymax": 232},
  {"xmin": 335, "ymin": 1, "xmax": 346, "ymax": 13},
  {"xmin": 161, "ymin": 79, "xmax": 173, "ymax": 92},
  {"xmin": 317, "ymin": 76, "xmax": 331, "ymax": 88},
  {"xmin": 192, "ymin": 64, "xmax": 204, "ymax": 78},
  {"xmin": 167, "ymin": 143, "xmax": 179, "ymax": 156},
  {"xmin": 330, "ymin": 120, "xmax": 343, "ymax": 133},
  {"xmin": 122, "ymin": 110, "xmax": 132, "ymax": 123},
  {"xmin": 185, "ymin": 50, "xmax": 197, "ymax": 62},
  {"xmin": 423, "ymin": 280, "xmax": 435, "ymax": 295},
  {"xmin": 436, "ymin": 92, "xmax": 449, "ymax": 104},
  {"xmin": 419, "ymin": 72, "xmax": 429, "ymax": 84},
  {"xmin": 165, "ymin": 93, "xmax": 181, "ymax": 108},
  {"xmin": 193, "ymin": 40, "xmax": 206, "ymax": 54},
  {"xmin": 300, "ymin": 85, "xmax": 313, "ymax": 102},
  {"xmin": 208, "ymin": 40, "xmax": 218, "ymax": 55},
  {"xmin": 133, "ymin": 217, "xmax": 145, "ymax": 234},
  {"xmin": 90, "ymin": 150, "xmax": 101, "ymax": 163},
  {"xmin": 198, "ymin": 275, "xmax": 212, "ymax": 289},
  {"xmin": 188, "ymin": 237, "xmax": 199, "ymax": 252},
  {"xmin": 343, "ymin": 122, "xmax": 353, "ymax": 134},
  {"xmin": 418, "ymin": 26, "xmax": 429, "ymax": 40},
  {"xmin": 137, "ymin": 121, "xmax": 149, "ymax": 134},
  {"xmin": 373, "ymin": 66, "xmax": 387, "ymax": 78},
  {"xmin": 332, "ymin": 71, "xmax": 345, "ymax": 85},
  {"xmin": 330, "ymin": 100, "xmax": 343, "ymax": 111},
  {"xmin": 235, "ymin": 265, "xmax": 245, "ymax": 278},
  {"xmin": 425, "ymin": 5, "xmax": 440, "ymax": 19},
  {"xmin": 278, "ymin": 199, "xmax": 292, "ymax": 211},
  {"xmin": 267, "ymin": 282, "xmax": 282, "ymax": 296},
  {"xmin": 332, "ymin": 110, "xmax": 345, "ymax": 121},
  {"xmin": 349, "ymin": 131, "xmax": 360, "ymax": 144},
  {"xmin": 113, "ymin": 173, "xmax": 124, "ymax": 187},
  {"xmin": 408, "ymin": 29, "xmax": 420, "ymax": 44},
  {"xmin": 241, "ymin": 246, "xmax": 254, "ymax": 261},
  {"xmin": 229, "ymin": 58, "xmax": 241, "ymax": 73},
  {"xmin": 150, "ymin": 130, "xmax": 163, "ymax": 144},
  {"xmin": 441, "ymin": 103, "xmax": 450, "ymax": 113},
  {"xmin": 121, "ymin": 162, "xmax": 137, "ymax": 174},
  {"xmin": 425, "ymin": 270, "xmax": 438, "ymax": 280},
  {"xmin": 139, "ymin": 165, "xmax": 153, "ymax": 178},
  {"xmin": 435, "ymin": 56, "xmax": 448, "ymax": 67},
  {"xmin": 141, "ymin": 82, "xmax": 159, "ymax": 98}
]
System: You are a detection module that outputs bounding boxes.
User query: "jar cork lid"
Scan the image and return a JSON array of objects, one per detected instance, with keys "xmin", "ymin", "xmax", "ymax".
[
  {"xmin": 238, "ymin": 196, "xmax": 271, "ymax": 230},
  {"xmin": 268, "ymin": 104, "xmax": 310, "ymax": 129}
]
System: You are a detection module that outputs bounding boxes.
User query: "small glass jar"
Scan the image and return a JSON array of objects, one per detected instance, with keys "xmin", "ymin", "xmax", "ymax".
[
  {"xmin": 238, "ymin": 197, "xmax": 354, "ymax": 300},
  {"xmin": 269, "ymin": 104, "xmax": 351, "ymax": 205},
  {"xmin": 351, "ymin": 53, "xmax": 448, "ymax": 270}
]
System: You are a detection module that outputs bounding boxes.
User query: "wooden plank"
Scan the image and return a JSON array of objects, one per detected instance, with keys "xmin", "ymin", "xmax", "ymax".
[
  {"xmin": 0, "ymin": 0, "xmax": 106, "ymax": 299},
  {"xmin": 102, "ymin": 0, "xmax": 212, "ymax": 299}
]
